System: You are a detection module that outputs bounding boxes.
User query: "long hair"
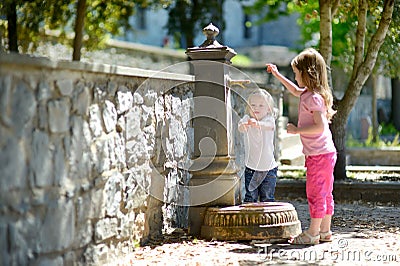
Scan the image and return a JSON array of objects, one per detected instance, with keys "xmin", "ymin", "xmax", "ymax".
[
  {"xmin": 291, "ymin": 48, "xmax": 336, "ymax": 122},
  {"xmin": 246, "ymin": 89, "xmax": 278, "ymax": 119}
]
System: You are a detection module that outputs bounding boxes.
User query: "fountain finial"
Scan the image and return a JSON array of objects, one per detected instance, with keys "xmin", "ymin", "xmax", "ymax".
[
  {"xmin": 186, "ymin": 23, "xmax": 236, "ymax": 63},
  {"xmin": 199, "ymin": 23, "xmax": 222, "ymax": 48}
]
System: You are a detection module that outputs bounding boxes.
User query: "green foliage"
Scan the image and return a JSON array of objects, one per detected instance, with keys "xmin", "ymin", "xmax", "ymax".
[
  {"xmin": 244, "ymin": 0, "xmax": 289, "ymax": 22},
  {"xmin": 346, "ymin": 134, "xmax": 366, "ymax": 148},
  {"xmin": 283, "ymin": 0, "xmax": 397, "ymax": 75},
  {"xmin": 380, "ymin": 122, "xmax": 399, "ymax": 135},
  {"xmin": 377, "ymin": 0, "xmax": 400, "ymax": 78},
  {"xmin": 132, "ymin": 239, "xmax": 141, "ymax": 248},
  {"xmin": 334, "ymin": 0, "xmax": 400, "ymax": 78},
  {"xmin": 231, "ymin": 54, "xmax": 252, "ymax": 67},
  {"xmin": 0, "ymin": 0, "xmax": 172, "ymax": 52},
  {"xmin": 346, "ymin": 126, "xmax": 400, "ymax": 148},
  {"xmin": 0, "ymin": 0, "xmax": 83, "ymax": 52},
  {"xmin": 83, "ymin": 0, "xmax": 136, "ymax": 50},
  {"xmin": 244, "ymin": 0, "xmax": 400, "ymax": 78}
]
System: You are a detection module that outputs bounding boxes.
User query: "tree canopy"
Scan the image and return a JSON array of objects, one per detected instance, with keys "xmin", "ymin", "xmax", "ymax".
[
  {"xmin": 0, "ymin": 0, "xmax": 172, "ymax": 54},
  {"xmin": 245, "ymin": 0, "xmax": 399, "ymax": 78},
  {"xmin": 0, "ymin": 0, "xmax": 227, "ymax": 54}
]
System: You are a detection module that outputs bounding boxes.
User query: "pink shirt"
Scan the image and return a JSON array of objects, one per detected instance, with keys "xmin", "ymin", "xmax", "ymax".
[{"xmin": 298, "ymin": 90, "xmax": 336, "ymax": 156}]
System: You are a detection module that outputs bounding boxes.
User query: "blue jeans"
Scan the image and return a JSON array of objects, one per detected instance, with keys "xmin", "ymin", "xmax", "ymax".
[{"xmin": 244, "ymin": 167, "xmax": 278, "ymax": 202}]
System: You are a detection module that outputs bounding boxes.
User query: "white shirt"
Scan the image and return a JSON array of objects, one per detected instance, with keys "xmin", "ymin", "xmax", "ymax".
[{"xmin": 239, "ymin": 115, "xmax": 278, "ymax": 171}]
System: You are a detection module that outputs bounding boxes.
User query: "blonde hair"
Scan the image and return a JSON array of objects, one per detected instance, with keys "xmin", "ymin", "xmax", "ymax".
[
  {"xmin": 291, "ymin": 48, "xmax": 336, "ymax": 122},
  {"xmin": 246, "ymin": 89, "xmax": 278, "ymax": 119}
]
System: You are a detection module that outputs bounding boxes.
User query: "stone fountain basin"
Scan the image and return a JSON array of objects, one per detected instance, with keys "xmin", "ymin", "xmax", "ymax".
[{"xmin": 201, "ymin": 202, "xmax": 301, "ymax": 241}]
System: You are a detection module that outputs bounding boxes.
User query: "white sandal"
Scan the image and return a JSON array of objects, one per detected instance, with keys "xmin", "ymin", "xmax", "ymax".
[
  {"xmin": 320, "ymin": 231, "xmax": 333, "ymax": 242},
  {"xmin": 289, "ymin": 231, "xmax": 320, "ymax": 245}
]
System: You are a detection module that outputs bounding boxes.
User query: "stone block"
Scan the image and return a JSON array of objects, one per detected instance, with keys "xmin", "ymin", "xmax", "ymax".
[
  {"xmin": 89, "ymin": 104, "xmax": 103, "ymax": 137},
  {"xmin": 57, "ymin": 79, "xmax": 74, "ymax": 96},
  {"xmin": 95, "ymin": 218, "xmax": 118, "ymax": 243},
  {"xmin": 116, "ymin": 88, "xmax": 133, "ymax": 114},
  {"xmin": 0, "ymin": 135, "xmax": 26, "ymax": 191},
  {"xmin": 74, "ymin": 220, "xmax": 93, "ymax": 248},
  {"xmin": 32, "ymin": 130, "xmax": 53, "ymax": 187},
  {"xmin": 83, "ymin": 244, "xmax": 109, "ymax": 265},
  {"xmin": 104, "ymin": 172, "xmax": 123, "ymax": 217},
  {"xmin": 103, "ymin": 100, "xmax": 117, "ymax": 133},
  {"xmin": 48, "ymin": 99, "xmax": 70, "ymax": 133},
  {"xmin": 12, "ymin": 81, "xmax": 37, "ymax": 137},
  {"xmin": 125, "ymin": 106, "xmax": 142, "ymax": 140},
  {"xmin": 39, "ymin": 199, "xmax": 75, "ymax": 252},
  {"xmin": 73, "ymin": 84, "xmax": 90, "ymax": 116}
]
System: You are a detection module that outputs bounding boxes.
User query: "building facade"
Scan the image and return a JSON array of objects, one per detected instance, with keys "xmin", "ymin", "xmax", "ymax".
[{"xmin": 122, "ymin": 0, "xmax": 301, "ymax": 49}]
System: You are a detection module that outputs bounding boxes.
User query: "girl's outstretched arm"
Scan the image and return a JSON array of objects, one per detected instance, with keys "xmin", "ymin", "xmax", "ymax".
[{"xmin": 266, "ymin": 64, "xmax": 304, "ymax": 97}]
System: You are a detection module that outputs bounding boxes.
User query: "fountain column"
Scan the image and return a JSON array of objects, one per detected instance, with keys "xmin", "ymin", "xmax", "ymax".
[
  {"xmin": 186, "ymin": 23, "xmax": 240, "ymax": 236},
  {"xmin": 186, "ymin": 23, "xmax": 301, "ymax": 241}
]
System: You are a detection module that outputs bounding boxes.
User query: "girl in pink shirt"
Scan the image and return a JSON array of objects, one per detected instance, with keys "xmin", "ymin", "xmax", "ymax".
[{"xmin": 266, "ymin": 48, "xmax": 337, "ymax": 245}]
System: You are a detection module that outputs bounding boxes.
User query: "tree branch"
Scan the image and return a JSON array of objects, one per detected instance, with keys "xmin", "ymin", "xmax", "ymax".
[
  {"xmin": 319, "ymin": 0, "xmax": 332, "ymax": 66},
  {"xmin": 340, "ymin": 0, "xmax": 394, "ymax": 118},
  {"xmin": 350, "ymin": 0, "xmax": 368, "ymax": 82},
  {"xmin": 355, "ymin": 0, "xmax": 394, "ymax": 83},
  {"xmin": 331, "ymin": 0, "xmax": 341, "ymax": 17}
]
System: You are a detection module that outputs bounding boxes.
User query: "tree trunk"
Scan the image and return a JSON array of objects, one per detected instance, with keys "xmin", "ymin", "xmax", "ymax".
[
  {"xmin": 371, "ymin": 74, "xmax": 378, "ymax": 142},
  {"xmin": 350, "ymin": 0, "xmax": 368, "ymax": 82},
  {"xmin": 331, "ymin": 111, "xmax": 347, "ymax": 180},
  {"xmin": 319, "ymin": 0, "xmax": 334, "ymax": 89},
  {"xmin": 185, "ymin": 0, "xmax": 198, "ymax": 49},
  {"xmin": 319, "ymin": 0, "xmax": 332, "ymax": 66},
  {"xmin": 392, "ymin": 77, "xmax": 400, "ymax": 130},
  {"xmin": 7, "ymin": 1, "xmax": 18, "ymax": 53},
  {"xmin": 185, "ymin": 34, "xmax": 194, "ymax": 49},
  {"xmin": 72, "ymin": 0, "xmax": 86, "ymax": 61}
]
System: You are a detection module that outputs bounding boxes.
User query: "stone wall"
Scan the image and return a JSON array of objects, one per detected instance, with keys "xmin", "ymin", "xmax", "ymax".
[{"xmin": 0, "ymin": 53, "xmax": 194, "ymax": 265}]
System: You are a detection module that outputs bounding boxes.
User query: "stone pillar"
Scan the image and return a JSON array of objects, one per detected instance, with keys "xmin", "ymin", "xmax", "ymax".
[{"xmin": 186, "ymin": 23, "xmax": 240, "ymax": 236}]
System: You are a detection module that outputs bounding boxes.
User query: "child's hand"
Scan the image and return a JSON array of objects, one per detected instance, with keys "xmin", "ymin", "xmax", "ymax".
[
  {"xmin": 247, "ymin": 118, "xmax": 259, "ymax": 127},
  {"xmin": 287, "ymin": 123, "xmax": 298, "ymax": 134},
  {"xmin": 266, "ymin": 63, "xmax": 278, "ymax": 76},
  {"xmin": 238, "ymin": 123, "xmax": 249, "ymax": 132}
]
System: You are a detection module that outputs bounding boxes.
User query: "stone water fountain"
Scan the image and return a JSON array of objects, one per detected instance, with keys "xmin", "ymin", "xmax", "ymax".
[{"xmin": 185, "ymin": 23, "xmax": 301, "ymax": 241}]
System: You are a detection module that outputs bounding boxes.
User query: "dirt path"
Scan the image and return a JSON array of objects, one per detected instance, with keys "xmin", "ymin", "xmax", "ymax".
[{"xmin": 121, "ymin": 200, "xmax": 400, "ymax": 265}]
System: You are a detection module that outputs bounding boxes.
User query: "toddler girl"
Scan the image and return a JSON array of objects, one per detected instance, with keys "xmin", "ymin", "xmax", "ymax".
[{"xmin": 238, "ymin": 89, "xmax": 278, "ymax": 202}]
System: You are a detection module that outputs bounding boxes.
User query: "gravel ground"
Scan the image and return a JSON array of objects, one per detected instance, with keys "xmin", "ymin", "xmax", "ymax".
[{"xmin": 120, "ymin": 199, "xmax": 400, "ymax": 266}]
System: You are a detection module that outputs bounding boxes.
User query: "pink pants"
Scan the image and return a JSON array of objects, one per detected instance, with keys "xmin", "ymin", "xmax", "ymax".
[{"xmin": 305, "ymin": 152, "xmax": 337, "ymax": 219}]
